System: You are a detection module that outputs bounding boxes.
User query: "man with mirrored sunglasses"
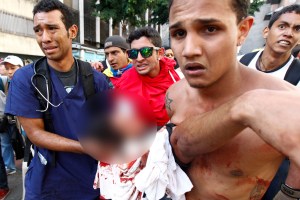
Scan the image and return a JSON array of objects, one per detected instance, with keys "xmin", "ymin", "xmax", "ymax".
[
  {"xmin": 114, "ymin": 27, "xmax": 180, "ymax": 128},
  {"xmin": 91, "ymin": 27, "xmax": 181, "ymax": 200},
  {"xmin": 127, "ymin": 46, "xmax": 161, "ymax": 60}
]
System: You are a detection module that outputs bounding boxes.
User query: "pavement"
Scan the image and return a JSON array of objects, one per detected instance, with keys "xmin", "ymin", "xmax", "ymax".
[{"xmin": 6, "ymin": 158, "xmax": 23, "ymax": 200}]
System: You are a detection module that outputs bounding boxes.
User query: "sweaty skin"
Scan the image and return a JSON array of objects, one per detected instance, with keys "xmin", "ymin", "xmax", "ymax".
[{"xmin": 167, "ymin": 0, "xmax": 297, "ymax": 199}]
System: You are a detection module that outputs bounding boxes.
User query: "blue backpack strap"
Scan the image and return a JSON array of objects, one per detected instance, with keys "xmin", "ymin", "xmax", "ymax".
[
  {"xmin": 284, "ymin": 59, "xmax": 300, "ymax": 85},
  {"xmin": 239, "ymin": 51, "xmax": 259, "ymax": 66}
]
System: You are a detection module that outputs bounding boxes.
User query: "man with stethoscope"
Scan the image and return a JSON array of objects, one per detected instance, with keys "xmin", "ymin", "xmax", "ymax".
[{"xmin": 5, "ymin": 0, "xmax": 108, "ymax": 199}]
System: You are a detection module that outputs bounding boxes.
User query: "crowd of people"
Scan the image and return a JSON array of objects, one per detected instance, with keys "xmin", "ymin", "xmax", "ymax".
[{"xmin": 0, "ymin": 0, "xmax": 300, "ymax": 199}]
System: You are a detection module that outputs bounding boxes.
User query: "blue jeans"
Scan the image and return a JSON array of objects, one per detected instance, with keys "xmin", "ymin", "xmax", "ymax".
[
  {"xmin": 0, "ymin": 139, "xmax": 8, "ymax": 189},
  {"xmin": 0, "ymin": 131, "xmax": 16, "ymax": 170}
]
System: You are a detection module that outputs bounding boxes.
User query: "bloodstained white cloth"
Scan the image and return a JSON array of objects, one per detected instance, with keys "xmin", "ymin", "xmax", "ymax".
[
  {"xmin": 94, "ymin": 157, "xmax": 144, "ymax": 200},
  {"xmin": 135, "ymin": 127, "xmax": 193, "ymax": 200}
]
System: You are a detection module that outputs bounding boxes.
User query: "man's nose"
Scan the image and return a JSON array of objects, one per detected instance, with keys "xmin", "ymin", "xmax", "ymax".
[
  {"xmin": 182, "ymin": 33, "xmax": 203, "ymax": 58},
  {"xmin": 41, "ymin": 30, "xmax": 51, "ymax": 42}
]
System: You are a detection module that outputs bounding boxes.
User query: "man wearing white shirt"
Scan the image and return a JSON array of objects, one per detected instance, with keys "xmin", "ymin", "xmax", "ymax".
[{"xmin": 240, "ymin": 4, "xmax": 300, "ymax": 86}]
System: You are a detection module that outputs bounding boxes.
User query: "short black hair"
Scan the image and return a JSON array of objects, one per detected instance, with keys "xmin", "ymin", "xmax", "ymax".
[
  {"xmin": 127, "ymin": 27, "xmax": 162, "ymax": 47},
  {"xmin": 268, "ymin": 4, "xmax": 300, "ymax": 28},
  {"xmin": 33, "ymin": 0, "xmax": 75, "ymax": 30},
  {"xmin": 168, "ymin": 0, "xmax": 250, "ymax": 23}
]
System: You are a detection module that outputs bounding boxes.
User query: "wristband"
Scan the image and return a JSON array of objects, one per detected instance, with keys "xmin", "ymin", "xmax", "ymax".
[{"xmin": 281, "ymin": 183, "xmax": 300, "ymax": 199}]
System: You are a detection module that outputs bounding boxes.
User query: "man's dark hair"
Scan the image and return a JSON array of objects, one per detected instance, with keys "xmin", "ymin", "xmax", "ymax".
[
  {"xmin": 33, "ymin": 0, "xmax": 75, "ymax": 30},
  {"xmin": 164, "ymin": 46, "xmax": 171, "ymax": 50},
  {"xmin": 168, "ymin": 0, "xmax": 249, "ymax": 23},
  {"xmin": 127, "ymin": 27, "xmax": 162, "ymax": 47},
  {"xmin": 268, "ymin": 4, "xmax": 300, "ymax": 28}
]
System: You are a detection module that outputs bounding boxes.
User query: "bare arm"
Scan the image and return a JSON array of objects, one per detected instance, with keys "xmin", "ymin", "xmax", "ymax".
[
  {"xmin": 286, "ymin": 161, "xmax": 300, "ymax": 188},
  {"xmin": 171, "ymin": 89, "xmax": 300, "ymax": 167},
  {"xmin": 273, "ymin": 161, "xmax": 300, "ymax": 199},
  {"xmin": 165, "ymin": 91, "xmax": 174, "ymax": 118},
  {"xmin": 170, "ymin": 99, "xmax": 246, "ymax": 164},
  {"xmin": 235, "ymin": 89, "xmax": 300, "ymax": 167},
  {"xmin": 236, "ymin": 89, "xmax": 300, "ymax": 191},
  {"xmin": 18, "ymin": 116, "xmax": 84, "ymax": 154}
]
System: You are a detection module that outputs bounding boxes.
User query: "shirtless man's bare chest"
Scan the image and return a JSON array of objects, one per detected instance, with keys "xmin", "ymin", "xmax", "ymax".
[{"xmin": 167, "ymin": 79, "xmax": 285, "ymax": 200}]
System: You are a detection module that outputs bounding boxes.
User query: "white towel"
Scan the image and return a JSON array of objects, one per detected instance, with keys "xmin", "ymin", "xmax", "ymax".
[{"xmin": 135, "ymin": 126, "xmax": 193, "ymax": 200}]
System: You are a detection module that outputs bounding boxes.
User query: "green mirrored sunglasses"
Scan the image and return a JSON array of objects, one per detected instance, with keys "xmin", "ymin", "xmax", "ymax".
[{"xmin": 127, "ymin": 47, "xmax": 160, "ymax": 59}]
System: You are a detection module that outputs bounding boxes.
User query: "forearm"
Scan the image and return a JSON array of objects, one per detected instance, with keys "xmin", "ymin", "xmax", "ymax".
[
  {"xmin": 237, "ymin": 90, "xmax": 300, "ymax": 165},
  {"xmin": 273, "ymin": 161, "xmax": 300, "ymax": 200},
  {"xmin": 29, "ymin": 130, "xmax": 84, "ymax": 153},
  {"xmin": 286, "ymin": 161, "xmax": 300, "ymax": 189},
  {"xmin": 19, "ymin": 117, "xmax": 84, "ymax": 154},
  {"xmin": 171, "ymin": 99, "xmax": 246, "ymax": 162}
]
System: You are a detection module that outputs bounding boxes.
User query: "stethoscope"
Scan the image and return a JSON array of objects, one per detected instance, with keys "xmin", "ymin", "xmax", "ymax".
[{"xmin": 30, "ymin": 57, "xmax": 79, "ymax": 112}]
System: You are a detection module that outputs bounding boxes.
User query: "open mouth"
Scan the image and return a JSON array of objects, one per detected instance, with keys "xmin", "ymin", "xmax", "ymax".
[
  {"xmin": 136, "ymin": 64, "xmax": 147, "ymax": 70},
  {"xmin": 186, "ymin": 66, "xmax": 205, "ymax": 71},
  {"xmin": 184, "ymin": 63, "xmax": 206, "ymax": 75},
  {"xmin": 278, "ymin": 40, "xmax": 291, "ymax": 46}
]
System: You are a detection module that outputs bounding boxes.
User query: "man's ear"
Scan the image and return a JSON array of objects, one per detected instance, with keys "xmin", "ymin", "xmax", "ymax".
[
  {"xmin": 262, "ymin": 27, "xmax": 269, "ymax": 39},
  {"xmin": 237, "ymin": 16, "xmax": 254, "ymax": 46},
  {"xmin": 158, "ymin": 47, "xmax": 165, "ymax": 60},
  {"xmin": 69, "ymin": 24, "xmax": 78, "ymax": 39}
]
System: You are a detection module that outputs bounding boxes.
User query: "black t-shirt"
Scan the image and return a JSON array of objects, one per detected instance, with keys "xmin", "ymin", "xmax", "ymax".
[{"xmin": 53, "ymin": 63, "xmax": 77, "ymax": 93}]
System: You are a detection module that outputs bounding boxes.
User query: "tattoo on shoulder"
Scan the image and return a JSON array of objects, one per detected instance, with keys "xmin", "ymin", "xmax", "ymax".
[{"xmin": 165, "ymin": 92, "xmax": 173, "ymax": 112}]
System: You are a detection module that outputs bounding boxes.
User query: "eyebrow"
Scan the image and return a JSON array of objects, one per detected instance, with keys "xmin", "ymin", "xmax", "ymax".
[
  {"xmin": 33, "ymin": 24, "xmax": 40, "ymax": 31},
  {"xmin": 105, "ymin": 50, "xmax": 120, "ymax": 54},
  {"xmin": 169, "ymin": 18, "xmax": 222, "ymax": 30},
  {"xmin": 277, "ymin": 20, "xmax": 300, "ymax": 27},
  {"xmin": 33, "ymin": 23, "xmax": 59, "ymax": 31}
]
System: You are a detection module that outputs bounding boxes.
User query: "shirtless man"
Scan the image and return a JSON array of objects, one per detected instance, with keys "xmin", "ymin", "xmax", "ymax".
[{"xmin": 167, "ymin": 0, "xmax": 300, "ymax": 199}]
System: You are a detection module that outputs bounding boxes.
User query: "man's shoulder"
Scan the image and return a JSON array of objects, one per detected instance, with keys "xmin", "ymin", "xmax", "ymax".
[
  {"xmin": 122, "ymin": 66, "xmax": 136, "ymax": 77},
  {"xmin": 91, "ymin": 70, "xmax": 109, "ymax": 91},
  {"xmin": 92, "ymin": 69, "xmax": 106, "ymax": 80},
  {"xmin": 167, "ymin": 78, "xmax": 188, "ymax": 97},
  {"xmin": 12, "ymin": 64, "xmax": 34, "ymax": 84},
  {"xmin": 114, "ymin": 67, "xmax": 136, "ymax": 86},
  {"xmin": 16, "ymin": 63, "xmax": 34, "ymax": 75},
  {"xmin": 239, "ymin": 50, "xmax": 260, "ymax": 65},
  {"xmin": 243, "ymin": 66, "xmax": 295, "ymax": 91}
]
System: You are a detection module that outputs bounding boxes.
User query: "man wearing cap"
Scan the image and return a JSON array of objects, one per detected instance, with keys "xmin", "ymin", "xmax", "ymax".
[
  {"xmin": 102, "ymin": 35, "xmax": 133, "ymax": 88},
  {"xmin": 0, "ymin": 55, "xmax": 23, "ymax": 179},
  {"xmin": 1, "ymin": 55, "xmax": 23, "ymax": 80}
]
